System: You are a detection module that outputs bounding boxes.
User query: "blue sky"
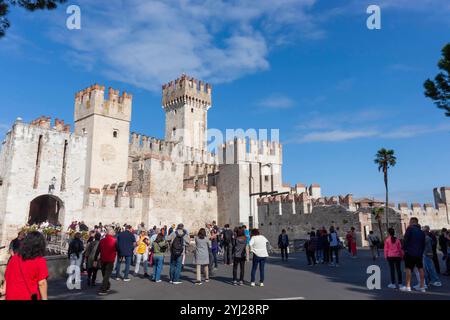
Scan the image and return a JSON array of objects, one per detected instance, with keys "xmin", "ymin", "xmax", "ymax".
[{"xmin": 0, "ymin": 0, "xmax": 449, "ymax": 204}]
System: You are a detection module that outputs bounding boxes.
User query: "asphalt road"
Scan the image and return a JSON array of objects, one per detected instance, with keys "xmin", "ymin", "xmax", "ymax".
[{"xmin": 49, "ymin": 249, "xmax": 450, "ymax": 300}]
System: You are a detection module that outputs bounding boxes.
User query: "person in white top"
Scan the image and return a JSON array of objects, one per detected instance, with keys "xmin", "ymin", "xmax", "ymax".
[{"xmin": 249, "ymin": 229, "xmax": 270, "ymax": 287}]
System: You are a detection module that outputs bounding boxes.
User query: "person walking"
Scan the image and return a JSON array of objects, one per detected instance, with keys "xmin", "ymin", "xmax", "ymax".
[
  {"xmin": 68, "ymin": 232, "xmax": 84, "ymax": 288},
  {"xmin": 304, "ymin": 231, "xmax": 317, "ymax": 266},
  {"xmin": 278, "ymin": 229, "xmax": 289, "ymax": 262},
  {"xmin": 114, "ymin": 225, "xmax": 136, "ymax": 282},
  {"xmin": 193, "ymin": 228, "xmax": 211, "ymax": 285},
  {"xmin": 167, "ymin": 224, "xmax": 190, "ymax": 284},
  {"xmin": 438, "ymin": 228, "xmax": 448, "ymax": 275},
  {"xmin": 222, "ymin": 224, "xmax": 234, "ymax": 266},
  {"xmin": 249, "ymin": 229, "xmax": 269, "ymax": 287},
  {"xmin": 134, "ymin": 231, "xmax": 150, "ymax": 277},
  {"xmin": 384, "ymin": 228, "xmax": 403, "ymax": 289},
  {"xmin": 429, "ymin": 230, "xmax": 440, "ymax": 274},
  {"xmin": 232, "ymin": 227, "xmax": 247, "ymax": 285},
  {"xmin": 151, "ymin": 232, "xmax": 168, "ymax": 282},
  {"xmin": 320, "ymin": 227, "xmax": 330, "ymax": 264},
  {"xmin": 4, "ymin": 231, "xmax": 48, "ymax": 300},
  {"xmin": 423, "ymin": 226, "xmax": 442, "ymax": 287},
  {"xmin": 400, "ymin": 217, "xmax": 426, "ymax": 292},
  {"xmin": 368, "ymin": 231, "xmax": 381, "ymax": 261},
  {"xmin": 210, "ymin": 229, "xmax": 219, "ymax": 270},
  {"xmin": 84, "ymin": 232, "xmax": 101, "ymax": 286},
  {"xmin": 96, "ymin": 228, "xmax": 117, "ymax": 296},
  {"xmin": 328, "ymin": 226, "xmax": 340, "ymax": 267},
  {"xmin": 346, "ymin": 227, "xmax": 357, "ymax": 257}
]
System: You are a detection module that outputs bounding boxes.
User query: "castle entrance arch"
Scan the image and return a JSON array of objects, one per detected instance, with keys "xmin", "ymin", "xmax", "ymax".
[{"xmin": 28, "ymin": 195, "xmax": 64, "ymax": 225}]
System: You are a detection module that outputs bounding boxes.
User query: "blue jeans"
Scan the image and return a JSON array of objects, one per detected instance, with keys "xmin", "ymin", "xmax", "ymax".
[
  {"xmin": 115, "ymin": 256, "xmax": 132, "ymax": 279},
  {"xmin": 169, "ymin": 255, "xmax": 183, "ymax": 282},
  {"xmin": 316, "ymin": 249, "xmax": 323, "ymax": 261},
  {"xmin": 251, "ymin": 255, "xmax": 266, "ymax": 283},
  {"xmin": 153, "ymin": 255, "xmax": 164, "ymax": 281},
  {"xmin": 423, "ymin": 255, "xmax": 440, "ymax": 284}
]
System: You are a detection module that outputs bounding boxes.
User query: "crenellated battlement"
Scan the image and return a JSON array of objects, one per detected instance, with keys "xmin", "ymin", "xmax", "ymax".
[
  {"xmin": 162, "ymin": 74, "xmax": 212, "ymax": 109},
  {"xmin": 129, "ymin": 132, "xmax": 218, "ymax": 164},
  {"xmin": 257, "ymin": 187, "xmax": 450, "ymax": 224},
  {"xmin": 74, "ymin": 84, "xmax": 132, "ymax": 123},
  {"xmin": 30, "ymin": 116, "xmax": 71, "ymax": 133},
  {"xmin": 218, "ymin": 138, "xmax": 282, "ymax": 165}
]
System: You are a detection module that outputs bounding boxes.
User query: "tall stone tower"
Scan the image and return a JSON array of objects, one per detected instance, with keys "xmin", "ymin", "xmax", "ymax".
[
  {"xmin": 74, "ymin": 84, "xmax": 132, "ymax": 189},
  {"xmin": 162, "ymin": 74, "xmax": 212, "ymax": 151}
]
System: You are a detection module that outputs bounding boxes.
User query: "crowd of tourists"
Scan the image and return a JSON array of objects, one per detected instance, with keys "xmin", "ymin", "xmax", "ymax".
[{"xmin": 1, "ymin": 216, "xmax": 449, "ymax": 300}]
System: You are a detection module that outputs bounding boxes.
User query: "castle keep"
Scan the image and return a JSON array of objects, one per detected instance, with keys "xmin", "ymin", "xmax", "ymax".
[{"xmin": 0, "ymin": 74, "xmax": 449, "ymax": 262}]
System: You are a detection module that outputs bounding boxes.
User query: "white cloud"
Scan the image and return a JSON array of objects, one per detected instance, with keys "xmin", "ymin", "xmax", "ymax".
[
  {"xmin": 257, "ymin": 94, "xmax": 295, "ymax": 109},
  {"xmin": 299, "ymin": 129, "xmax": 378, "ymax": 142},
  {"xmin": 49, "ymin": 0, "xmax": 321, "ymax": 91},
  {"xmin": 289, "ymin": 110, "xmax": 450, "ymax": 143}
]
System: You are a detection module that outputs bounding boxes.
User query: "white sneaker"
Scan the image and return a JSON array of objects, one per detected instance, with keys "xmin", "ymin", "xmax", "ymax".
[
  {"xmin": 259, "ymin": 283, "xmax": 264, "ymax": 287},
  {"xmin": 250, "ymin": 282, "xmax": 256, "ymax": 287},
  {"xmin": 431, "ymin": 281, "xmax": 442, "ymax": 287},
  {"xmin": 387, "ymin": 284, "xmax": 397, "ymax": 289},
  {"xmin": 413, "ymin": 284, "xmax": 428, "ymax": 290},
  {"xmin": 399, "ymin": 286, "xmax": 411, "ymax": 292},
  {"xmin": 418, "ymin": 287, "xmax": 426, "ymax": 293},
  {"xmin": 173, "ymin": 281, "xmax": 182, "ymax": 285}
]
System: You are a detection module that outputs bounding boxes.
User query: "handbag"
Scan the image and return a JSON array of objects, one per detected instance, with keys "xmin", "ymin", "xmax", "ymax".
[{"xmin": 18, "ymin": 258, "xmax": 38, "ymax": 301}]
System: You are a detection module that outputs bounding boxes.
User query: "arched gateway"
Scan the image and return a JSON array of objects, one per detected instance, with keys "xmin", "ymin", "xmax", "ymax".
[{"xmin": 28, "ymin": 195, "xmax": 64, "ymax": 225}]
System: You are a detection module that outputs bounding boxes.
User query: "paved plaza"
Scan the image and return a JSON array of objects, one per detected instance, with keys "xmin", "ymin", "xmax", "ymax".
[{"xmin": 49, "ymin": 249, "xmax": 450, "ymax": 300}]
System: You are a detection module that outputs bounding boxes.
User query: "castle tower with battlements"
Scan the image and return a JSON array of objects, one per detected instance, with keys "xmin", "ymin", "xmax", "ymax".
[
  {"xmin": 162, "ymin": 74, "xmax": 212, "ymax": 151},
  {"xmin": 74, "ymin": 84, "xmax": 132, "ymax": 190}
]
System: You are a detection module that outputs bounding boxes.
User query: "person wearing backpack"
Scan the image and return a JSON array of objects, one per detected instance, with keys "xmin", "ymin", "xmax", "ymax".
[
  {"xmin": 84, "ymin": 232, "xmax": 101, "ymax": 286},
  {"xmin": 304, "ymin": 231, "xmax": 317, "ymax": 266},
  {"xmin": 167, "ymin": 224, "xmax": 190, "ymax": 284},
  {"xmin": 222, "ymin": 224, "xmax": 233, "ymax": 266},
  {"xmin": 151, "ymin": 232, "xmax": 168, "ymax": 282},
  {"xmin": 68, "ymin": 232, "xmax": 84, "ymax": 279},
  {"xmin": 232, "ymin": 227, "xmax": 248, "ymax": 285},
  {"xmin": 368, "ymin": 230, "xmax": 381, "ymax": 261}
]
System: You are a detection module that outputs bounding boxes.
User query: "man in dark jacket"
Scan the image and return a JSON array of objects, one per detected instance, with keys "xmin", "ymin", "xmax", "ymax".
[
  {"xmin": 401, "ymin": 217, "xmax": 426, "ymax": 292},
  {"xmin": 438, "ymin": 228, "xmax": 448, "ymax": 275},
  {"xmin": 222, "ymin": 224, "xmax": 233, "ymax": 265},
  {"xmin": 114, "ymin": 225, "xmax": 136, "ymax": 281},
  {"xmin": 278, "ymin": 229, "xmax": 289, "ymax": 261}
]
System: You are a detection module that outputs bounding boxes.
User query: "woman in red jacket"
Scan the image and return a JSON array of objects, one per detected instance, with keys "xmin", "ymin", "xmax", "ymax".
[
  {"xmin": 384, "ymin": 228, "xmax": 404, "ymax": 289},
  {"xmin": 4, "ymin": 231, "xmax": 48, "ymax": 300}
]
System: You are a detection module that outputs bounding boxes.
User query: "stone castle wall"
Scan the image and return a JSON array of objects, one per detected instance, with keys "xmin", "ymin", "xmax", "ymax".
[{"xmin": 257, "ymin": 189, "xmax": 450, "ymax": 248}]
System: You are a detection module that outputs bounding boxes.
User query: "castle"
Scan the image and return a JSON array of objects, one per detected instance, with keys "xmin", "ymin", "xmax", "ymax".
[
  {"xmin": 0, "ymin": 75, "xmax": 284, "ymax": 259},
  {"xmin": 0, "ymin": 74, "xmax": 449, "ymax": 262}
]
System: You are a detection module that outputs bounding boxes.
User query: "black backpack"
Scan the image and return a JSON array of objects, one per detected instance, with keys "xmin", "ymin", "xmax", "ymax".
[
  {"xmin": 223, "ymin": 229, "xmax": 233, "ymax": 244},
  {"xmin": 171, "ymin": 232, "xmax": 186, "ymax": 258},
  {"xmin": 156, "ymin": 240, "xmax": 168, "ymax": 253}
]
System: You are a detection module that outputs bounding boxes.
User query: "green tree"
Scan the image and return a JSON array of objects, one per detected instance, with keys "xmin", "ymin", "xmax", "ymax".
[
  {"xmin": 423, "ymin": 43, "xmax": 450, "ymax": 117},
  {"xmin": 0, "ymin": 0, "xmax": 67, "ymax": 38},
  {"xmin": 374, "ymin": 148, "xmax": 397, "ymax": 231}
]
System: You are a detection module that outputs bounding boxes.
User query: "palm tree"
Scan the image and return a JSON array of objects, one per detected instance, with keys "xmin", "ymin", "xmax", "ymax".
[
  {"xmin": 374, "ymin": 148, "xmax": 397, "ymax": 233},
  {"xmin": 372, "ymin": 207, "xmax": 385, "ymax": 240}
]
